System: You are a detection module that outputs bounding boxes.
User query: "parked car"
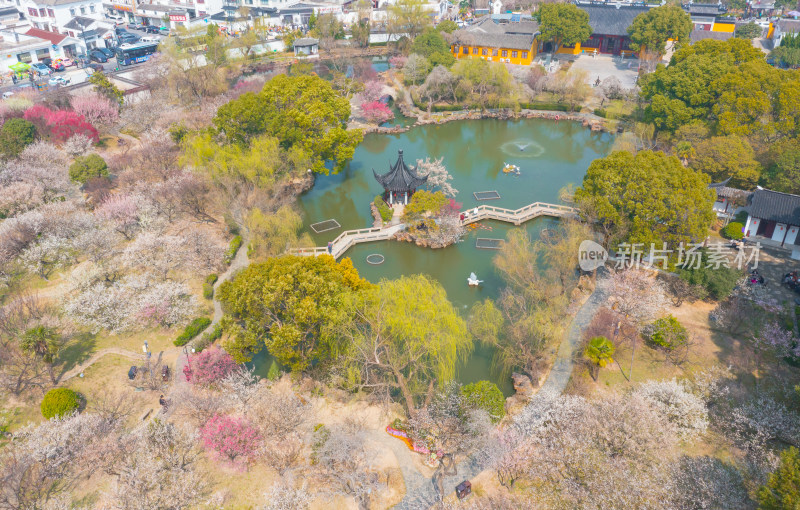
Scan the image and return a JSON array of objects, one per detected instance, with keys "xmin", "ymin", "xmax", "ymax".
[
  {"xmin": 88, "ymin": 49, "xmax": 108, "ymax": 63},
  {"xmin": 84, "ymin": 62, "xmax": 104, "ymax": 74},
  {"xmin": 2, "ymin": 91, "xmax": 13, "ymax": 99},
  {"xmin": 95, "ymin": 47, "xmax": 114, "ymax": 59},
  {"xmin": 31, "ymin": 62, "xmax": 52, "ymax": 76},
  {"xmin": 127, "ymin": 22, "xmax": 142, "ymax": 30},
  {"xmin": 55, "ymin": 58, "xmax": 75, "ymax": 67},
  {"xmin": 48, "ymin": 76, "xmax": 70, "ymax": 86},
  {"xmin": 143, "ymin": 25, "xmax": 160, "ymax": 34},
  {"xmin": 140, "ymin": 35, "xmax": 161, "ymax": 43},
  {"xmin": 119, "ymin": 33, "xmax": 139, "ymax": 44}
]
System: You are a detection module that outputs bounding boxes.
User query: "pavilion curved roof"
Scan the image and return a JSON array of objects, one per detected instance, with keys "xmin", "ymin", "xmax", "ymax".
[{"xmin": 373, "ymin": 149, "xmax": 428, "ymax": 193}]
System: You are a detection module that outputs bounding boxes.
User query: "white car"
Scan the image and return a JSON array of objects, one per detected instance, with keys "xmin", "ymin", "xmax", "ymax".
[
  {"xmin": 48, "ymin": 76, "xmax": 70, "ymax": 86},
  {"xmin": 2, "ymin": 91, "xmax": 13, "ymax": 99}
]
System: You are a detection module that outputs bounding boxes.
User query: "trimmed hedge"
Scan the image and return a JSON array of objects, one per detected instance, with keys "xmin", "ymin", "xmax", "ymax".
[
  {"xmin": 374, "ymin": 195, "xmax": 393, "ymax": 223},
  {"xmin": 224, "ymin": 235, "xmax": 243, "ymax": 265},
  {"xmin": 722, "ymin": 222, "xmax": 744, "ymax": 240},
  {"xmin": 519, "ymin": 102, "xmax": 573, "ymax": 112},
  {"xmin": 594, "ymin": 108, "xmax": 607, "ymax": 118},
  {"xmin": 174, "ymin": 317, "xmax": 212, "ymax": 346},
  {"xmin": 195, "ymin": 323, "xmax": 223, "ymax": 352},
  {"xmin": 203, "ymin": 274, "xmax": 218, "ymax": 300},
  {"xmin": 41, "ymin": 388, "xmax": 81, "ymax": 419}
]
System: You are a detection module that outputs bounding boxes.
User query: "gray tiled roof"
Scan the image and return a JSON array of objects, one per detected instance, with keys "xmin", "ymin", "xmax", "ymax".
[
  {"xmin": 293, "ymin": 37, "xmax": 318, "ymax": 47},
  {"xmin": 686, "ymin": 4, "xmax": 724, "ymax": 15},
  {"xmin": 749, "ymin": 189, "xmax": 800, "ymax": 224},
  {"xmin": 776, "ymin": 18, "xmax": 800, "ymax": 34},
  {"xmin": 690, "ymin": 29, "xmax": 733, "ymax": 42},
  {"xmin": 451, "ymin": 17, "xmax": 538, "ymax": 51},
  {"xmin": 63, "ymin": 16, "xmax": 96, "ymax": 30},
  {"xmin": 578, "ymin": 4, "xmax": 652, "ymax": 37},
  {"xmin": 709, "ymin": 178, "xmax": 749, "ymax": 199}
]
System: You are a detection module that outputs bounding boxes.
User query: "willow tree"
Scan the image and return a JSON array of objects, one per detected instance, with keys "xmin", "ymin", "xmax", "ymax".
[{"xmin": 335, "ymin": 275, "xmax": 472, "ymax": 414}]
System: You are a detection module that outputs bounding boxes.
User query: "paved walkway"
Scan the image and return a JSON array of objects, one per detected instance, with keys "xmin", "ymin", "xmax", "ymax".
[{"xmin": 390, "ymin": 275, "xmax": 609, "ymax": 508}]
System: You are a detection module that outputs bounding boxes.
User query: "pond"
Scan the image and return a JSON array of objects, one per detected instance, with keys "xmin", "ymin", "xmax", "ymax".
[{"xmin": 256, "ymin": 118, "xmax": 615, "ymax": 393}]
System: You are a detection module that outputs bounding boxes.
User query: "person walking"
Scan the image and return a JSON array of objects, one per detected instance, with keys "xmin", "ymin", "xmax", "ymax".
[{"xmin": 327, "ymin": 241, "xmax": 333, "ymax": 255}]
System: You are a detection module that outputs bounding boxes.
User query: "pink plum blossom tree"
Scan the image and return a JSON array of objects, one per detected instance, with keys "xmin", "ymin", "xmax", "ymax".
[
  {"xmin": 183, "ymin": 347, "xmax": 239, "ymax": 386},
  {"xmin": 200, "ymin": 414, "xmax": 260, "ymax": 465},
  {"xmin": 360, "ymin": 101, "xmax": 394, "ymax": 124}
]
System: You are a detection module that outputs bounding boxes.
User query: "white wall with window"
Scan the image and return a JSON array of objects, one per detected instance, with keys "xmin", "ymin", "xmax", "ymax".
[{"xmin": 19, "ymin": 0, "xmax": 104, "ymax": 34}]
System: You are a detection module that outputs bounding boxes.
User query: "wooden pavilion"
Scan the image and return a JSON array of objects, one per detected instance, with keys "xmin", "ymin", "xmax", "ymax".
[{"xmin": 373, "ymin": 149, "xmax": 428, "ymax": 206}]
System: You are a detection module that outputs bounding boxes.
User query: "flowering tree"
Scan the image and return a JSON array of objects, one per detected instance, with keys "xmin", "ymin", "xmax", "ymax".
[
  {"xmin": 360, "ymin": 101, "xmax": 394, "ymax": 124},
  {"xmin": 360, "ymin": 80, "xmax": 384, "ymax": 103},
  {"xmin": 23, "ymin": 105, "xmax": 99, "ymax": 143},
  {"xmin": 95, "ymin": 193, "xmax": 141, "ymax": 240},
  {"xmin": 389, "ymin": 55, "xmax": 407, "ymax": 69},
  {"xmin": 417, "ymin": 157, "xmax": 457, "ymax": 197},
  {"xmin": 183, "ymin": 347, "xmax": 239, "ymax": 386},
  {"xmin": 200, "ymin": 414, "xmax": 260, "ymax": 465},
  {"xmin": 63, "ymin": 133, "xmax": 93, "ymax": 157},
  {"xmin": 71, "ymin": 93, "xmax": 119, "ymax": 129}
]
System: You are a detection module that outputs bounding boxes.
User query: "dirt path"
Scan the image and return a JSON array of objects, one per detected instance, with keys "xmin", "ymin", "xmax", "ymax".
[
  {"xmin": 390, "ymin": 275, "xmax": 609, "ymax": 508},
  {"xmin": 60, "ymin": 347, "xmax": 146, "ymax": 381}
]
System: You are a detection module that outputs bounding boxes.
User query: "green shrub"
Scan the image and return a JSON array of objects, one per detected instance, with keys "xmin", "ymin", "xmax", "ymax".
[
  {"xmin": 675, "ymin": 249, "xmax": 742, "ymax": 300},
  {"xmin": 373, "ymin": 195, "xmax": 393, "ymax": 223},
  {"xmin": 593, "ymin": 108, "xmax": 607, "ymax": 118},
  {"xmin": 41, "ymin": 388, "xmax": 81, "ymax": 419},
  {"xmin": 206, "ymin": 273, "xmax": 219, "ymax": 285},
  {"xmin": 0, "ymin": 118, "xmax": 36, "ymax": 158},
  {"xmin": 518, "ymin": 102, "xmax": 572, "ymax": 112},
  {"xmin": 195, "ymin": 323, "xmax": 223, "ymax": 352},
  {"xmin": 173, "ymin": 317, "xmax": 212, "ymax": 346},
  {"xmin": 644, "ymin": 315, "xmax": 688, "ymax": 350},
  {"xmin": 69, "ymin": 153, "xmax": 108, "ymax": 184},
  {"xmin": 224, "ymin": 235, "xmax": 242, "ymax": 264},
  {"xmin": 461, "ymin": 380, "xmax": 505, "ymax": 422},
  {"xmin": 722, "ymin": 221, "xmax": 744, "ymax": 240},
  {"xmin": 202, "ymin": 283, "xmax": 214, "ymax": 300},
  {"xmin": 168, "ymin": 122, "xmax": 188, "ymax": 143}
]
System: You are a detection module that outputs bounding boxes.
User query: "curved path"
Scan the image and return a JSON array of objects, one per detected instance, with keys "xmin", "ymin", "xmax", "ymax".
[
  {"xmin": 390, "ymin": 274, "xmax": 609, "ymax": 508},
  {"xmin": 58, "ymin": 236, "xmax": 251, "ymax": 383}
]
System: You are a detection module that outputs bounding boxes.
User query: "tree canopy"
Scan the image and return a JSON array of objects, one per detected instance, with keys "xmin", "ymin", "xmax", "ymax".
[
  {"xmin": 735, "ymin": 22, "xmax": 763, "ymax": 39},
  {"xmin": 537, "ymin": 4, "xmax": 592, "ymax": 54},
  {"xmin": 640, "ymin": 39, "xmax": 800, "ymax": 139},
  {"xmin": 213, "ymin": 74, "xmax": 362, "ymax": 174},
  {"xmin": 388, "ymin": 0, "xmax": 431, "ymax": 40},
  {"xmin": 335, "ymin": 275, "xmax": 471, "ymax": 413},
  {"xmin": 627, "ymin": 5, "xmax": 693, "ymax": 62},
  {"xmin": 218, "ymin": 255, "xmax": 371, "ymax": 369},
  {"xmin": 689, "ymin": 135, "xmax": 761, "ymax": 189},
  {"xmin": 758, "ymin": 447, "xmax": 800, "ymax": 509},
  {"xmin": 575, "ymin": 150, "xmax": 715, "ymax": 249},
  {"xmin": 411, "ymin": 27, "xmax": 456, "ymax": 67}
]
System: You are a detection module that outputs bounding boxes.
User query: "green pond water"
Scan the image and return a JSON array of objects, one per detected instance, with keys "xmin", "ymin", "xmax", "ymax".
[{"xmin": 252, "ymin": 118, "xmax": 614, "ymax": 394}]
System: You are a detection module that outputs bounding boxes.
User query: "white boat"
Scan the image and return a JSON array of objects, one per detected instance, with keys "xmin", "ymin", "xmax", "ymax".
[{"xmin": 467, "ymin": 272, "xmax": 483, "ymax": 286}]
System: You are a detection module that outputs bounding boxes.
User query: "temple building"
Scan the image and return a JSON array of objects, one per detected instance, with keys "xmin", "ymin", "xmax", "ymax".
[{"xmin": 373, "ymin": 150, "xmax": 428, "ymax": 206}]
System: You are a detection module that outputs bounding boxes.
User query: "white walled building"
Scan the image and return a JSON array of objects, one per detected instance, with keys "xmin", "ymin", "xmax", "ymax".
[
  {"xmin": 19, "ymin": 0, "xmax": 104, "ymax": 33},
  {"xmin": 0, "ymin": 26, "xmax": 83, "ymax": 70}
]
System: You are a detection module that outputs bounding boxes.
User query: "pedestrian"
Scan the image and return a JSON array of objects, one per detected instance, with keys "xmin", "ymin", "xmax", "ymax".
[
  {"xmin": 327, "ymin": 241, "xmax": 333, "ymax": 254},
  {"xmin": 11, "ymin": 73, "xmax": 16, "ymax": 84}
]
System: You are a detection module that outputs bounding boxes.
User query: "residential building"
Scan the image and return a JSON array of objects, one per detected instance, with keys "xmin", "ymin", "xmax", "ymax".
[
  {"xmin": 450, "ymin": 17, "xmax": 539, "ymax": 66},
  {"xmin": 19, "ymin": 0, "xmax": 104, "ymax": 33},
  {"xmin": 743, "ymin": 188, "xmax": 800, "ymax": 248},
  {"xmin": 771, "ymin": 18, "xmax": 800, "ymax": 47},
  {"xmin": 293, "ymin": 36, "xmax": 317, "ymax": 55},
  {"xmin": 62, "ymin": 15, "xmax": 115, "ymax": 49},
  {"xmin": 0, "ymin": 26, "xmax": 82, "ymax": 70}
]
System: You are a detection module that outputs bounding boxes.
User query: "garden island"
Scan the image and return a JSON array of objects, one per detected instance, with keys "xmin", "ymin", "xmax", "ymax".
[{"xmin": 2, "ymin": 1, "xmax": 800, "ymax": 509}]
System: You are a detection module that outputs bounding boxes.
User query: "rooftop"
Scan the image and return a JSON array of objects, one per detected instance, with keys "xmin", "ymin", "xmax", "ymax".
[
  {"xmin": 749, "ymin": 188, "xmax": 800, "ymax": 225},
  {"xmin": 373, "ymin": 150, "xmax": 428, "ymax": 194},
  {"xmin": 450, "ymin": 17, "xmax": 538, "ymax": 51},
  {"xmin": 24, "ymin": 27, "xmax": 66, "ymax": 45},
  {"xmin": 63, "ymin": 16, "xmax": 97, "ymax": 30},
  {"xmin": 690, "ymin": 29, "xmax": 733, "ymax": 42},
  {"xmin": 709, "ymin": 178, "xmax": 749, "ymax": 199},
  {"xmin": 775, "ymin": 18, "xmax": 800, "ymax": 34},
  {"xmin": 578, "ymin": 3, "xmax": 652, "ymax": 37},
  {"xmin": 293, "ymin": 37, "xmax": 318, "ymax": 46}
]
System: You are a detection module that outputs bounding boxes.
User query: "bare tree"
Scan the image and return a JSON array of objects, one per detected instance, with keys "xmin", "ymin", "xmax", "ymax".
[
  {"xmin": 103, "ymin": 420, "xmax": 205, "ymax": 510},
  {"xmin": 314, "ymin": 421, "xmax": 382, "ymax": 510}
]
